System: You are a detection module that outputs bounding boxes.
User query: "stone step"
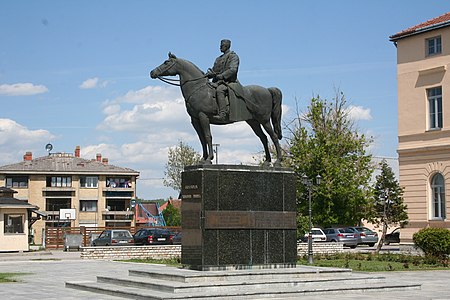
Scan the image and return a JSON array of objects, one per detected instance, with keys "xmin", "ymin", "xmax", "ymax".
[
  {"xmin": 97, "ymin": 273, "xmax": 387, "ymax": 294},
  {"xmin": 128, "ymin": 265, "xmax": 353, "ymax": 283},
  {"xmin": 66, "ymin": 279, "xmax": 421, "ymax": 299}
]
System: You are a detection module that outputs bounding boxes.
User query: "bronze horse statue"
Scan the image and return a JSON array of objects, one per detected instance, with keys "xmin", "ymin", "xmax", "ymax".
[{"xmin": 150, "ymin": 53, "xmax": 283, "ymax": 166}]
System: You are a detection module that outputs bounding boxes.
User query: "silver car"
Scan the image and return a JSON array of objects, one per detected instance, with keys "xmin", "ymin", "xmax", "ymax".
[
  {"xmin": 92, "ymin": 229, "xmax": 134, "ymax": 246},
  {"xmin": 347, "ymin": 226, "xmax": 379, "ymax": 247},
  {"xmin": 323, "ymin": 227, "xmax": 358, "ymax": 248}
]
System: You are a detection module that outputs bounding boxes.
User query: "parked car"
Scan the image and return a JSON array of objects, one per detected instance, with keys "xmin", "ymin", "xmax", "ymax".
[
  {"xmin": 133, "ymin": 228, "xmax": 174, "ymax": 245},
  {"xmin": 347, "ymin": 226, "xmax": 378, "ymax": 247},
  {"xmin": 301, "ymin": 228, "xmax": 327, "ymax": 242},
  {"xmin": 172, "ymin": 232, "xmax": 182, "ymax": 245},
  {"xmin": 323, "ymin": 227, "xmax": 358, "ymax": 248},
  {"xmin": 92, "ymin": 229, "xmax": 134, "ymax": 246},
  {"xmin": 384, "ymin": 228, "xmax": 401, "ymax": 245}
]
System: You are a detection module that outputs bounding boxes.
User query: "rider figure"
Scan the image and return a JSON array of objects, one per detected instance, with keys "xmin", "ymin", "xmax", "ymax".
[{"xmin": 206, "ymin": 39, "xmax": 240, "ymax": 121}]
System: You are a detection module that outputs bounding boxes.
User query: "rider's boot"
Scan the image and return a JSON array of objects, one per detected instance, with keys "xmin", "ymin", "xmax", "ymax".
[{"xmin": 212, "ymin": 93, "xmax": 229, "ymax": 121}]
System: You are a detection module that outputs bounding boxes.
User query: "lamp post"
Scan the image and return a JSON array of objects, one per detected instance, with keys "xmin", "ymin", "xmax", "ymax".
[
  {"xmin": 302, "ymin": 174, "xmax": 322, "ymax": 264},
  {"xmin": 212, "ymin": 143, "xmax": 220, "ymax": 164}
]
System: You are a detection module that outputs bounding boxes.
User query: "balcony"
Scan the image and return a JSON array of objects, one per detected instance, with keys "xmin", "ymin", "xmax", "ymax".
[{"xmin": 102, "ymin": 210, "xmax": 134, "ymax": 222}]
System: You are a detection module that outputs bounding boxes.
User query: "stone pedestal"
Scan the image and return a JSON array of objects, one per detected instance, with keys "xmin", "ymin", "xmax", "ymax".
[{"xmin": 181, "ymin": 165, "xmax": 296, "ymax": 270}]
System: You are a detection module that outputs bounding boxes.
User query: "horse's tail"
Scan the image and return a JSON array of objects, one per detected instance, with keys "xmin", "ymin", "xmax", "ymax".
[{"xmin": 269, "ymin": 87, "xmax": 282, "ymax": 140}]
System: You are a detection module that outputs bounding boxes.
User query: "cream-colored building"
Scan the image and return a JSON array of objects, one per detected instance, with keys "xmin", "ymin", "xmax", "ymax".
[
  {"xmin": 0, "ymin": 187, "xmax": 38, "ymax": 251},
  {"xmin": 0, "ymin": 146, "xmax": 139, "ymax": 244},
  {"xmin": 390, "ymin": 12, "xmax": 450, "ymax": 241}
]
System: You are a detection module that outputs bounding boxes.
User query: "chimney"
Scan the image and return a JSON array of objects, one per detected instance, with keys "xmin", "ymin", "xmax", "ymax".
[
  {"xmin": 102, "ymin": 158, "xmax": 109, "ymax": 165},
  {"xmin": 96, "ymin": 153, "xmax": 102, "ymax": 162},
  {"xmin": 75, "ymin": 146, "xmax": 80, "ymax": 158},
  {"xmin": 23, "ymin": 151, "xmax": 33, "ymax": 161}
]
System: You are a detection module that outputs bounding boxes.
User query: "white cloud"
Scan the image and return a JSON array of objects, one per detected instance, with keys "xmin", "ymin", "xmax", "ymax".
[
  {"xmin": 79, "ymin": 77, "xmax": 108, "ymax": 89},
  {"xmin": 98, "ymin": 85, "xmax": 187, "ymax": 132},
  {"xmin": 0, "ymin": 83, "xmax": 48, "ymax": 96},
  {"xmin": 347, "ymin": 105, "xmax": 372, "ymax": 121},
  {"xmin": 0, "ymin": 119, "xmax": 55, "ymax": 165}
]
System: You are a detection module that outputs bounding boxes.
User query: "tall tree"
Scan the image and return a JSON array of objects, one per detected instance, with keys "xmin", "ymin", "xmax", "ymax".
[
  {"xmin": 286, "ymin": 92, "xmax": 374, "ymax": 228},
  {"xmin": 162, "ymin": 202, "xmax": 181, "ymax": 226},
  {"xmin": 163, "ymin": 141, "xmax": 202, "ymax": 193},
  {"xmin": 370, "ymin": 160, "xmax": 408, "ymax": 252}
]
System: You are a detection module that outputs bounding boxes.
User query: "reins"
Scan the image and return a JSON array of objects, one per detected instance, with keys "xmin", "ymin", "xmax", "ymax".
[{"xmin": 156, "ymin": 74, "xmax": 208, "ymax": 87}]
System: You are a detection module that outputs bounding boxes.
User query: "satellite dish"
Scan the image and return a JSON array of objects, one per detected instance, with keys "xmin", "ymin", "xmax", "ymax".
[{"xmin": 45, "ymin": 143, "xmax": 53, "ymax": 152}]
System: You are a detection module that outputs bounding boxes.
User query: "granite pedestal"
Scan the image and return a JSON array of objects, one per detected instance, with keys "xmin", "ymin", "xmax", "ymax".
[{"xmin": 181, "ymin": 165, "xmax": 296, "ymax": 270}]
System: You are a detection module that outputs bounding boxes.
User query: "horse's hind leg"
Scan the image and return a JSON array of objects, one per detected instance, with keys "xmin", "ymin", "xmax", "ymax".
[
  {"xmin": 261, "ymin": 121, "xmax": 282, "ymax": 167},
  {"xmin": 191, "ymin": 117, "xmax": 208, "ymax": 162},
  {"xmin": 246, "ymin": 120, "xmax": 271, "ymax": 166}
]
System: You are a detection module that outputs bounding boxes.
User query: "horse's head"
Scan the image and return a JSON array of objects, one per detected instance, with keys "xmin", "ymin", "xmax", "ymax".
[{"xmin": 150, "ymin": 52, "xmax": 179, "ymax": 79}]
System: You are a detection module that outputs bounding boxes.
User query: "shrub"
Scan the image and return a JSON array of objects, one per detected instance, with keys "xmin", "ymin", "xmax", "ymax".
[{"xmin": 413, "ymin": 228, "xmax": 450, "ymax": 258}]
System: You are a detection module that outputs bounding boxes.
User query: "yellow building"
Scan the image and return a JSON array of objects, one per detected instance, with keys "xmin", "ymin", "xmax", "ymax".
[
  {"xmin": 390, "ymin": 12, "xmax": 450, "ymax": 241},
  {"xmin": 0, "ymin": 146, "xmax": 139, "ymax": 244}
]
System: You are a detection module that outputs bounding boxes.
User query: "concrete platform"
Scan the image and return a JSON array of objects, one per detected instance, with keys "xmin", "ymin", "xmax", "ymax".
[{"xmin": 66, "ymin": 264, "xmax": 421, "ymax": 299}]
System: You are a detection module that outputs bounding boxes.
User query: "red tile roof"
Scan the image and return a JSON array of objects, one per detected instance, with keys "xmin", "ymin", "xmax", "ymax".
[{"xmin": 390, "ymin": 12, "xmax": 450, "ymax": 41}]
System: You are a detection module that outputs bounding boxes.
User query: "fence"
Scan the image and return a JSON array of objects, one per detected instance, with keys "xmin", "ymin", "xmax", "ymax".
[{"xmin": 44, "ymin": 226, "xmax": 181, "ymax": 249}]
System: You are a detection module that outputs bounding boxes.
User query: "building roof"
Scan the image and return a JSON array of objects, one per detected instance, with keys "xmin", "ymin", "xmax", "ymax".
[
  {"xmin": 390, "ymin": 12, "xmax": 450, "ymax": 41},
  {"xmin": 0, "ymin": 153, "xmax": 139, "ymax": 176},
  {"xmin": 0, "ymin": 189, "xmax": 38, "ymax": 209}
]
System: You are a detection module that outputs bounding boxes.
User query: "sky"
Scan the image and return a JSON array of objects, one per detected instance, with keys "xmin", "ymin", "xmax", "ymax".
[{"xmin": 1, "ymin": 1, "xmax": 450, "ymax": 199}]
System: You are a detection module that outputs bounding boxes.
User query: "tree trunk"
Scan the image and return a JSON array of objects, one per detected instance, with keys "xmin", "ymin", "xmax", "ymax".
[{"xmin": 376, "ymin": 221, "xmax": 388, "ymax": 253}]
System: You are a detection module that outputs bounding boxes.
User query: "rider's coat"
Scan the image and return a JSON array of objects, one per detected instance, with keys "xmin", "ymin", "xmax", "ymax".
[{"xmin": 211, "ymin": 51, "xmax": 239, "ymax": 83}]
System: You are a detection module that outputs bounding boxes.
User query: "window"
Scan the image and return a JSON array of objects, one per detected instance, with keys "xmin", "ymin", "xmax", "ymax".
[
  {"xmin": 80, "ymin": 176, "xmax": 98, "ymax": 188},
  {"xmin": 107, "ymin": 177, "xmax": 131, "ymax": 188},
  {"xmin": 80, "ymin": 200, "xmax": 98, "ymax": 212},
  {"xmin": 428, "ymin": 87, "xmax": 442, "ymax": 129},
  {"xmin": 426, "ymin": 36, "xmax": 442, "ymax": 56},
  {"xmin": 46, "ymin": 176, "xmax": 72, "ymax": 187},
  {"xmin": 431, "ymin": 173, "xmax": 446, "ymax": 219},
  {"xmin": 6, "ymin": 176, "xmax": 28, "ymax": 188},
  {"xmin": 4, "ymin": 214, "xmax": 24, "ymax": 234},
  {"xmin": 46, "ymin": 198, "xmax": 71, "ymax": 211}
]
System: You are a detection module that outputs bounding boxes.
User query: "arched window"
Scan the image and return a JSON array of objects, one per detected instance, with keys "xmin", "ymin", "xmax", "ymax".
[{"xmin": 431, "ymin": 173, "xmax": 446, "ymax": 219}]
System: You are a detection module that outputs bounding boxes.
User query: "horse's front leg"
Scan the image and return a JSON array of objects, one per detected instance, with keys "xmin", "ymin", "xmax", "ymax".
[
  {"xmin": 198, "ymin": 112, "xmax": 213, "ymax": 164},
  {"xmin": 191, "ymin": 117, "xmax": 208, "ymax": 162}
]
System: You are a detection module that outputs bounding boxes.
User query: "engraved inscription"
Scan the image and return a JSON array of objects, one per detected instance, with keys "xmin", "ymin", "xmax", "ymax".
[
  {"xmin": 184, "ymin": 184, "xmax": 199, "ymax": 190},
  {"xmin": 205, "ymin": 211, "xmax": 296, "ymax": 229}
]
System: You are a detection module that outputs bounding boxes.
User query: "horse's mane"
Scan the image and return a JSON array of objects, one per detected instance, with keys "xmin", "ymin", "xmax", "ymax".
[{"xmin": 178, "ymin": 58, "xmax": 205, "ymax": 75}]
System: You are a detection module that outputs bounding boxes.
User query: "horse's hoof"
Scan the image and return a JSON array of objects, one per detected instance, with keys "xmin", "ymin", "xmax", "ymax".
[
  {"xmin": 202, "ymin": 159, "xmax": 212, "ymax": 165},
  {"xmin": 262, "ymin": 161, "xmax": 271, "ymax": 168},
  {"xmin": 273, "ymin": 160, "xmax": 282, "ymax": 168}
]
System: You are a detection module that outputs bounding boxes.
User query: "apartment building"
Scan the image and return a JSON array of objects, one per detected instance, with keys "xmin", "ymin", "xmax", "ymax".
[
  {"xmin": 390, "ymin": 12, "xmax": 450, "ymax": 241},
  {"xmin": 0, "ymin": 146, "xmax": 139, "ymax": 244}
]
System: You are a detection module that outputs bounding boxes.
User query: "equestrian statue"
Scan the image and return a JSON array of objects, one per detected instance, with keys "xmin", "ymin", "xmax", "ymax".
[{"xmin": 150, "ymin": 39, "xmax": 283, "ymax": 166}]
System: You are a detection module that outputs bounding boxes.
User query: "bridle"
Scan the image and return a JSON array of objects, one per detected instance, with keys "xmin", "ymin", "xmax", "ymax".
[{"xmin": 154, "ymin": 58, "xmax": 208, "ymax": 87}]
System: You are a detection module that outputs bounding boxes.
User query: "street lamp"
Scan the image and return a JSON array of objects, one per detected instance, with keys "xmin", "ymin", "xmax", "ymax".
[
  {"xmin": 302, "ymin": 174, "xmax": 322, "ymax": 264},
  {"xmin": 212, "ymin": 143, "xmax": 220, "ymax": 164}
]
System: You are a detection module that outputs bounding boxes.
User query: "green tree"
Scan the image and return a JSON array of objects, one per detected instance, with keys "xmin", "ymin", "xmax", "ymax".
[
  {"xmin": 162, "ymin": 203, "xmax": 181, "ymax": 226},
  {"xmin": 286, "ymin": 93, "xmax": 374, "ymax": 229},
  {"xmin": 370, "ymin": 159, "xmax": 408, "ymax": 252},
  {"xmin": 163, "ymin": 140, "xmax": 202, "ymax": 193}
]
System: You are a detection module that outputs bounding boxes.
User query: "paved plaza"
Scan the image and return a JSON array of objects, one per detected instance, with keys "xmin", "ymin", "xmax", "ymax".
[{"xmin": 0, "ymin": 250, "xmax": 449, "ymax": 299}]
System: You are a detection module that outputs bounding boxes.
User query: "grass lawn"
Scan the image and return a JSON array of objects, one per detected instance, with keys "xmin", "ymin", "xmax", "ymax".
[
  {"xmin": 298, "ymin": 253, "xmax": 449, "ymax": 272},
  {"xmin": 0, "ymin": 273, "xmax": 28, "ymax": 283}
]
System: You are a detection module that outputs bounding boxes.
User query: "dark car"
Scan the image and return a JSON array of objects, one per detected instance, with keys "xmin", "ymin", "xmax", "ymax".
[
  {"xmin": 92, "ymin": 229, "xmax": 134, "ymax": 246},
  {"xmin": 384, "ymin": 228, "xmax": 401, "ymax": 245},
  {"xmin": 323, "ymin": 227, "xmax": 358, "ymax": 248},
  {"xmin": 133, "ymin": 228, "xmax": 174, "ymax": 245},
  {"xmin": 347, "ymin": 226, "xmax": 379, "ymax": 247},
  {"xmin": 172, "ymin": 232, "xmax": 182, "ymax": 245}
]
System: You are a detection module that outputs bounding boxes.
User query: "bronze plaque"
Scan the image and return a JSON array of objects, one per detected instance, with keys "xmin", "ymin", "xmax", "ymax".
[{"xmin": 204, "ymin": 211, "xmax": 296, "ymax": 229}]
